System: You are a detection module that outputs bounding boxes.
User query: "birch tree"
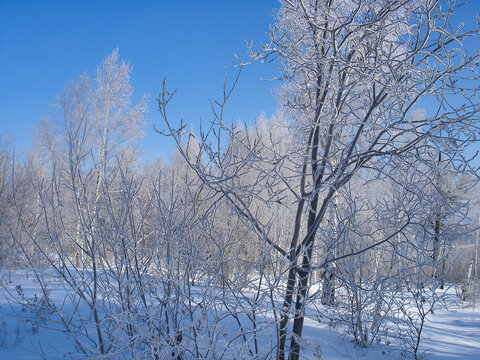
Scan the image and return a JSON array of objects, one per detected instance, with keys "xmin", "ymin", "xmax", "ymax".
[{"xmin": 5, "ymin": 49, "xmax": 150, "ymax": 357}]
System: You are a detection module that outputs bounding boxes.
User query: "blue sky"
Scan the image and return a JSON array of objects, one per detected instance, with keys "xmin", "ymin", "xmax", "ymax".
[
  {"xmin": 0, "ymin": 0, "xmax": 479, "ymax": 164},
  {"xmin": 0, "ymin": 0, "xmax": 278, "ymax": 160}
]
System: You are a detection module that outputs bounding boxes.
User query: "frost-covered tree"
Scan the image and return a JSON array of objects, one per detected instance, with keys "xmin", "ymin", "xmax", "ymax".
[
  {"xmin": 5, "ymin": 49, "xmax": 151, "ymax": 357},
  {"xmin": 0, "ymin": 135, "xmax": 16, "ymax": 266},
  {"xmin": 161, "ymin": 1, "xmax": 480, "ymax": 359}
]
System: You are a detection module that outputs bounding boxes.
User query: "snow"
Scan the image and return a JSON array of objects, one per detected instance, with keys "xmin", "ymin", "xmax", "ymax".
[
  {"xmin": 421, "ymin": 303, "xmax": 480, "ymax": 359},
  {"xmin": 1, "ymin": 270, "xmax": 479, "ymax": 359}
]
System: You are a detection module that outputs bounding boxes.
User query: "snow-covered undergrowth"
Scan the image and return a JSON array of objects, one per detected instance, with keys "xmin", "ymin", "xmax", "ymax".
[{"xmin": 1, "ymin": 270, "xmax": 479, "ymax": 359}]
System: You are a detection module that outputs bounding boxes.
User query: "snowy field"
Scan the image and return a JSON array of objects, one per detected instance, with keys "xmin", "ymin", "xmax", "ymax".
[{"xmin": 0, "ymin": 270, "xmax": 479, "ymax": 360}]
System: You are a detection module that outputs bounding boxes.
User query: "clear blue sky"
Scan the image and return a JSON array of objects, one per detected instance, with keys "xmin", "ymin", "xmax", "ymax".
[
  {"xmin": 1, "ymin": 0, "xmax": 479, "ymax": 164},
  {"xmin": 0, "ymin": 0, "xmax": 278, "ymax": 160}
]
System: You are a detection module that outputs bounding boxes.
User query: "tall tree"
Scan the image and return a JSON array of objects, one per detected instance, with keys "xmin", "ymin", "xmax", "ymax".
[
  {"xmin": 160, "ymin": 1, "xmax": 480, "ymax": 359},
  {"xmin": 7, "ymin": 49, "xmax": 148, "ymax": 356}
]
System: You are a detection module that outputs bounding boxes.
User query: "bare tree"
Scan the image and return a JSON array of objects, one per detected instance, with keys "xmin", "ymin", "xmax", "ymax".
[
  {"xmin": 5, "ymin": 50, "xmax": 152, "ymax": 357},
  {"xmin": 0, "ymin": 135, "xmax": 16, "ymax": 267},
  {"xmin": 160, "ymin": 1, "xmax": 480, "ymax": 359}
]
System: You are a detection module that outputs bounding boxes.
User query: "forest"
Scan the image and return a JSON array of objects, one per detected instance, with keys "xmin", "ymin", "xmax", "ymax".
[{"xmin": 1, "ymin": 1, "xmax": 480, "ymax": 359}]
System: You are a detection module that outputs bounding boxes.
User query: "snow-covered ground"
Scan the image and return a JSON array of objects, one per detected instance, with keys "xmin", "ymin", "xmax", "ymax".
[
  {"xmin": 0, "ymin": 270, "xmax": 479, "ymax": 359},
  {"xmin": 420, "ymin": 301, "xmax": 480, "ymax": 360}
]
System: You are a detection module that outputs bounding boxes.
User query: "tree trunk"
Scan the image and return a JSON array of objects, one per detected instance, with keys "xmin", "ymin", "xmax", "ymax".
[
  {"xmin": 461, "ymin": 259, "xmax": 474, "ymax": 301},
  {"xmin": 322, "ymin": 195, "xmax": 338, "ymax": 306}
]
